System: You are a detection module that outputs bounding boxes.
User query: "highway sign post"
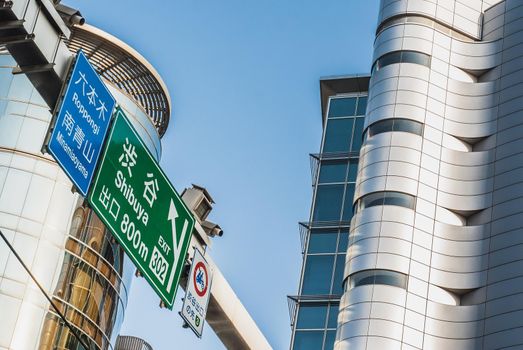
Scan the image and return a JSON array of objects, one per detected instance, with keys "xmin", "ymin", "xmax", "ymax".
[
  {"xmin": 47, "ymin": 50, "xmax": 115, "ymax": 196},
  {"xmin": 88, "ymin": 108, "xmax": 195, "ymax": 309},
  {"xmin": 181, "ymin": 248, "xmax": 213, "ymax": 337}
]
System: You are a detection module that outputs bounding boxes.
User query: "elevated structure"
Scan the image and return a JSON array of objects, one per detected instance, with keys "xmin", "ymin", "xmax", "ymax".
[
  {"xmin": 182, "ymin": 185, "xmax": 272, "ymax": 350},
  {"xmin": 335, "ymin": 1, "xmax": 523, "ymax": 349}
]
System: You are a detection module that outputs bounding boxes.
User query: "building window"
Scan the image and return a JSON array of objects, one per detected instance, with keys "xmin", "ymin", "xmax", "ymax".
[
  {"xmin": 332, "ymin": 255, "xmax": 345, "ymax": 295},
  {"xmin": 351, "ymin": 117, "xmax": 365, "ymax": 151},
  {"xmin": 293, "ymin": 92, "xmax": 368, "ymax": 350},
  {"xmin": 347, "ymin": 269, "xmax": 408, "ymax": 290},
  {"xmin": 347, "ymin": 160, "xmax": 358, "ymax": 182},
  {"xmin": 313, "ymin": 184, "xmax": 345, "ymax": 222},
  {"xmin": 297, "ymin": 304, "xmax": 328, "ymax": 329},
  {"xmin": 342, "ymin": 184, "xmax": 356, "ymax": 220},
  {"xmin": 328, "ymin": 96, "xmax": 368, "ymax": 119},
  {"xmin": 318, "ymin": 160, "xmax": 348, "ymax": 184},
  {"xmin": 323, "ymin": 116, "xmax": 365, "ymax": 154},
  {"xmin": 323, "ymin": 118, "xmax": 354, "ymax": 153},
  {"xmin": 302, "ymin": 252, "xmax": 346, "ymax": 296},
  {"xmin": 354, "ymin": 191, "xmax": 416, "ymax": 213},
  {"xmin": 328, "ymin": 97, "xmax": 357, "ymax": 118},
  {"xmin": 293, "ymin": 302, "xmax": 339, "ymax": 350},
  {"xmin": 314, "ymin": 160, "xmax": 358, "ymax": 223},
  {"xmin": 356, "ymin": 96, "xmax": 367, "ymax": 115},
  {"xmin": 302, "ymin": 231, "xmax": 347, "ymax": 296},
  {"xmin": 302, "ymin": 255, "xmax": 336, "ymax": 295},
  {"xmin": 371, "ymin": 50, "xmax": 431, "ymax": 73},
  {"xmin": 307, "ymin": 230, "xmax": 348, "ymax": 255},
  {"xmin": 293, "ymin": 331, "xmax": 324, "ymax": 350},
  {"xmin": 364, "ymin": 118, "xmax": 423, "ymax": 141},
  {"xmin": 308, "ymin": 231, "xmax": 338, "ymax": 254}
]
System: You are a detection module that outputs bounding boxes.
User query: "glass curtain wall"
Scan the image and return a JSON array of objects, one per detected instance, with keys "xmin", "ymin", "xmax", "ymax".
[
  {"xmin": 291, "ymin": 95, "xmax": 367, "ymax": 350},
  {"xmin": 0, "ymin": 52, "xmax": 133, "ymax": 350}
]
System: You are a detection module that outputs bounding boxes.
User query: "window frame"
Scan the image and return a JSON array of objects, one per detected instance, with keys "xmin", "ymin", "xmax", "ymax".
[{"xmin": 371, "ymin": 50, "xmax": 432, "ymax": 74}]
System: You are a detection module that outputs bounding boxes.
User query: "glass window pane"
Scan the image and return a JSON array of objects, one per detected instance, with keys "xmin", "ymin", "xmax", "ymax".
[
  {"xmin": 342, "ymin": 184, "xmax": 356, "ymax": 220},
  {"xmin": 338, "ymin": 232, "xmax": 349, "ymax": 253},
  {"xmin": 393, "ymin": 119, "xmax": 423, "ymax": 135},
  {"xmin": 357, "ymin": 191, "xmax": 415, "ymax": 212},
  {"xmin": 308, "ymin": 231, "xmax": 338, "ymax": 254},
  {"xmin": 323, "ymin": 119, "xmax": 353, "ymax": 153},
  {"xmin": 374, "ymin": 51, "xmax": 431, "ymax": 73},
  {"xmin": 332, "ymin": 254, "xmax": 345, "ymax": 295},
  {"xmin": 363, "ymin": 128, "xmax": 369, "ymax": 142},
  {"xmin": 355, "ymin": 274, "xmax": 375, "ymax": 287},
  {"xmin": 0, "ymin": 70, "xmax": 13, "ymax": 99},
  {"xmin": 374, "ymin": 272, "xmax": 407, "ymax": 288},
  {"xmin": 347, "ymin": 160, "xmax": 358, "ymax": 182},
  {"xmin": 369, "ymin": 119, "xmax": 393, "ymax": 137},
  {"xmin": 8, "ymin": 75, "xmax": 33, "ymax": 101},
  {"xmin": 0, "ymin": 54, "xmax": 15, "ymax": 67},
  {"xmin": 367, "ymin": 118, "xmax": 424, "ymax": 139},
  {"xmin": 379, "ymin": 51, "xmax": 401, "ymax": 69},
  {"xmin": 302, "ymin": 255, "xmax": 335, "ymax": 295},
  {"xmin": 402, "ymin": 51, "xmax": 431, "ymax": 66},
  {"xmin": 363, "ymin": 192, "xmax": 385, "ymax": 208},
  {"xmin": 324, "ymin": 330, "xmax": 336, "ymax": 349},
  {"xmin": 383, "ymin": 192, "xmax": 415, "ymax": 209},
  {"xmin": 329, "ymin": 98, "xmax": 356, "ymax": 118},
  {"xmin": 313, "ymin": 185, "xmax": 344, "ymax": 222},
  {"xmin": 293, "ymin": 331, "xmax": 324, "ymax": 350},
  {"xmin": 348, "ymin": 269, "xmax": 408, "ymax": 290},
  {"xmin": 319, "ymin": 161, "xmax": 347, "ymax": 183},
  {"xmin": 349, "ymin": 270, "xmax": 374, "ymax": 289},
  {"xmin": 356, "ymin": 96, "xmax": 368, "ymax": 115},
  {"xmin": 296, "ymin": 304, "xmax": 328, "ymax": 329},
  {"xmin": 328, "ymin": 305, "xmax": 340, "ymax": 328},
  {"xmin": 351, "ymin": 117, "xmax": 365, "ymax": 151}
]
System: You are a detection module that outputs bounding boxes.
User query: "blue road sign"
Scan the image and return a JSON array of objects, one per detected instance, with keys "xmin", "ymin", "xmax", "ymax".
[{"xmin": 47, "ymin": 50, "xmax": 116, "ymax": 196}]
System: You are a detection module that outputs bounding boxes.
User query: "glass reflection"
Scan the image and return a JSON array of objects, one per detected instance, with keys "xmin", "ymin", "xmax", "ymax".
[
  {"xmin": 328, "ymin": 98, "xmax": 356, "ymax": 118},
  {"xmin": 348, "ymin": 269, "xmax": 408, "ymax": 290},
  {"xmin": 302, "ymin": 255, "xmax": 335, "ymax": 295},
  {"xmin": 364, "ymin": 118, "xmax": 424, "ymax": 140},
  {"xmin": 372, "ymin": 50, "xmax": 431, "ymax": 73},
  {"xmin": 355, "ymin": 191, "xmax": 416, "ymax": 213},
  {"xmin": 38, "ymin": 206, "xmax": 129, "ymax": 350}
]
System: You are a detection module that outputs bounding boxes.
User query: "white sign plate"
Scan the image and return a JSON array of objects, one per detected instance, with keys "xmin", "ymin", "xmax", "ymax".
[{"xmin": 181, "ymin": 248, "xmax": 213, "ymax": 337}]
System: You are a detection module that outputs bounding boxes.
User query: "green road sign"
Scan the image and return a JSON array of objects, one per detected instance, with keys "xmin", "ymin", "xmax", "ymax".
[{"xmin": 88, "ymin": 108, "xmax": 195, "ymax": 309}]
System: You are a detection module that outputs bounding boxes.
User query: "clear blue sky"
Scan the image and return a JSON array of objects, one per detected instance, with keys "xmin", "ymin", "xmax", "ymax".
[{"xmin": 66, "ymin": 1, "xmax": 379, "ymax": 349}]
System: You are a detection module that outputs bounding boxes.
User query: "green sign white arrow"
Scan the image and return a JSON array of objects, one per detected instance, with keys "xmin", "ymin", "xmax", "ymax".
[
  {"xmin": 166, "ymin": 199, "xmax": 191, "ymax": 293},
  {"xmin": 88, "ymin": 108, "xmax": 195, "ymax": 308}
]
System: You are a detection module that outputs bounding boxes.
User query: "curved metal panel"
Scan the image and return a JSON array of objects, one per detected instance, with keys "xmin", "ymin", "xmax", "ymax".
[{"xmin": 335, "ymin": 2, "xmax": 523, "ymax": 349}]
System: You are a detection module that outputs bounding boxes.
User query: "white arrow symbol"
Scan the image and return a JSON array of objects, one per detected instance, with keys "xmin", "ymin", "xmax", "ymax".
[{"xmin": 166, "ymin": 199, "xmax": 189, "ymax": 293}]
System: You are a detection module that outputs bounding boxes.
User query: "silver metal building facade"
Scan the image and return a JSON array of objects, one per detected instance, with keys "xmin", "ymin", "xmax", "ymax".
[
  {"xmin": 0, "ymin": 22, "xmax": 170, "ymax": 350},
  {"xmin": 336, "ymin": 0, "xmax": 523, "ymax": 349}
]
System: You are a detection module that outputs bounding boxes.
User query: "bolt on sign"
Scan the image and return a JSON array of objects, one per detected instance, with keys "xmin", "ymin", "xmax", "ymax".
[
  {"xmin": 181, "ymin": 248, "xmax": 213, "ymax": 337},
  {"xmin": 88, "ymin": 107, "xmax": 195, "ymax": 309},
  {"xmin": 47, "ymin": 50, "xmax": 115, "ymax": 196}
]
